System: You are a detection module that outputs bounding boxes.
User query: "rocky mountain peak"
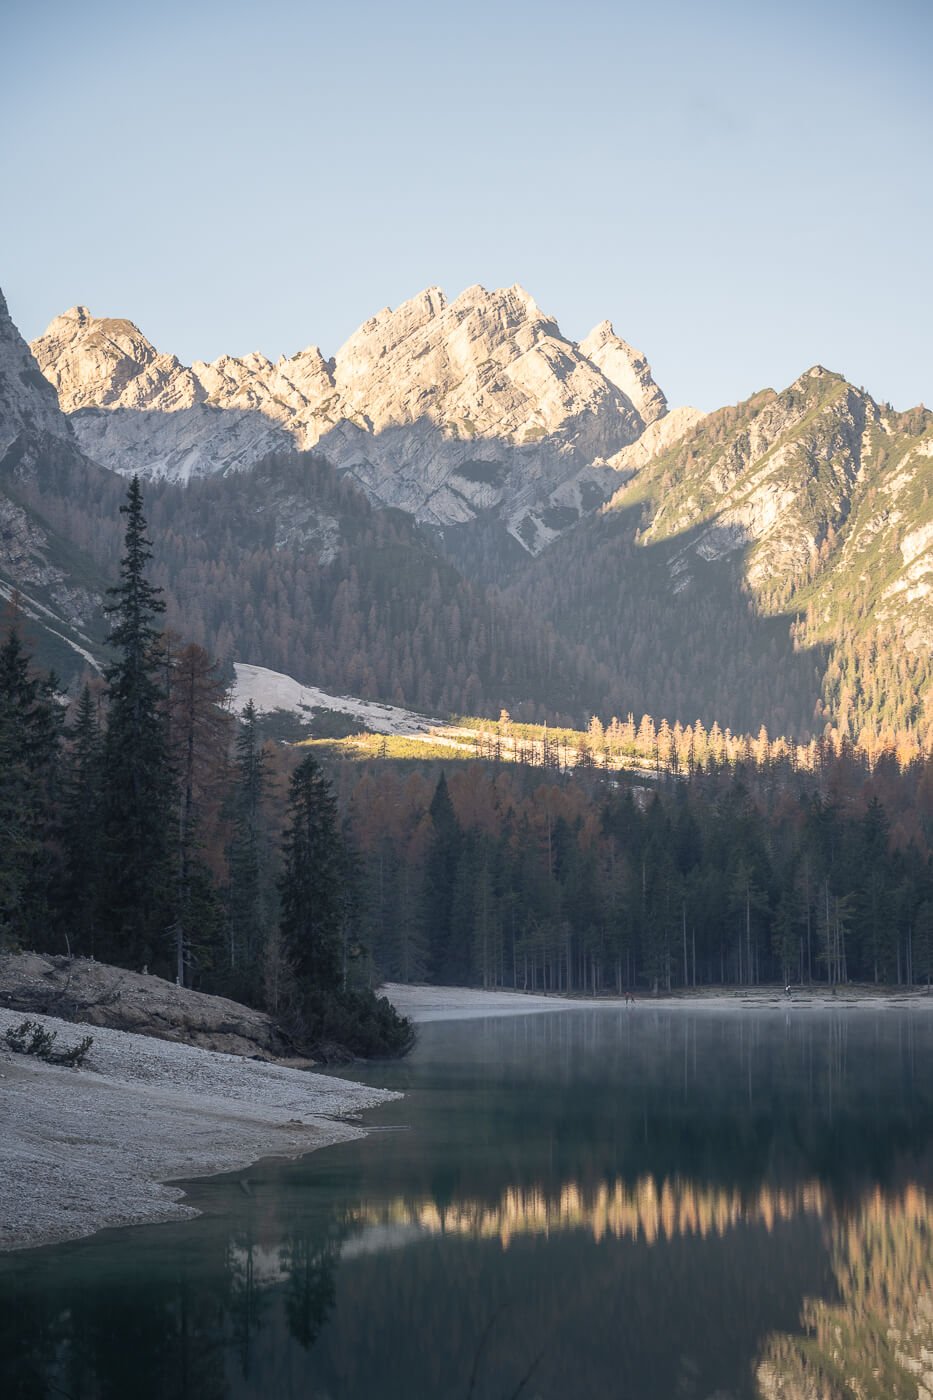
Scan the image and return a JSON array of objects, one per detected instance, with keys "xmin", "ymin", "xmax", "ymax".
[
  {"xmin": 579, "ymin": 320, "xmax": 668, "ymax": 426},
  {"xmin": 332, "ymin": 286, "xmax": 449, "ymax": 389},
  {"xmin": 31, "ymin": 307, "xmax": 203, "ymax": 414},
  {"xmin": 26, "ymin": 284, "xmax": 677, "ymax": 548},
  {"xmin": 786, "ymin": 365, "xmax": 850, "ymax": 399},
  {"xmin": 55, "ymin": 305, "xmax": 94, "ymax": 330},
  {"xmin": 450, "ymin": 282, "xmax": 544, "ymax": 319}
]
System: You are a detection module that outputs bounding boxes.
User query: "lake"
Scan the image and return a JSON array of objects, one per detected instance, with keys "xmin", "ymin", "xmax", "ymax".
[{"xmin": 3, "ymin": 1005, "xmax": 933, "ymax": 1399}]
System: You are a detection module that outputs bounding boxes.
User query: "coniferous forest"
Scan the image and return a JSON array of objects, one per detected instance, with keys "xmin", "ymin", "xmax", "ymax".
[
  {"xmin": 0, "ymin": 478, "xmax": 412, "ymax": 1058},
  {"xmin": 4, "ymin": 478, "xmax": 933, "ymax": 1053},
  {"xmin": 344, "ymin": 749, "xmax": 933, "ymax": 994}
]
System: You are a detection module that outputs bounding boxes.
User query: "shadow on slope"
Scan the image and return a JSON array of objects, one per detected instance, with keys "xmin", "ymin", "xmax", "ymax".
[
  {"xmin": 505, "ymin": 501, "xmax": 831, "ymax": 737},
  {"xmin": 13, "ymin": 445, "xmax": 606, "ymax": 722},
  {"xmin": 0, "ymin": 438, "xmax": 111, "ymax": 682}
]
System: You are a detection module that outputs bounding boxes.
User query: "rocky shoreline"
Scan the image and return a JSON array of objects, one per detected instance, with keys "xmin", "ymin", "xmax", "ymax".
[{"xmin": 0, "ymin": 1004, "xmax": 397, "ymax": 1253}]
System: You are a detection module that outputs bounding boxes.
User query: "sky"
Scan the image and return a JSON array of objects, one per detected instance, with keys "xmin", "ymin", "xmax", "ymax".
[{"xmin": 2, "ymin": 0, "xmax": 931, "ymax": 412}]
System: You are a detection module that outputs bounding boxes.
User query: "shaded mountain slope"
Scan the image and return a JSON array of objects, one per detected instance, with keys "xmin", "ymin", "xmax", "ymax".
[
  {"xmin": 19, "ymin": 447, "xmax": 603, "ymax": 720},
  {"xmin": 5, "ymin": 284, "xmax": 932, "ymax": 741},
  {"xmin": 0, "ymin": 291, "xmax": 110, "ymax": 677}
]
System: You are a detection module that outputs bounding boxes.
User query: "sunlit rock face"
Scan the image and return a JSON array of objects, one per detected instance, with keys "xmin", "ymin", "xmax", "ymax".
[
  {"xmin": 579, "ymin": 319, "xmax": 669, "ymax": 427},
  {"xmin": 603, "ymin": 365, "xmax": 933, "ymax": 654},
  {"xmin": 31, "ymin": 286, "xmax": 675, "ymax": 552}
]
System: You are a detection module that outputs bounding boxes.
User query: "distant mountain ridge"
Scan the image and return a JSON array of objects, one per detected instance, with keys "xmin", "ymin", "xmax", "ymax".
[
  {"xmin": 30, "ymin": 285, "xmax": 695, "ymax": 554},
  {"xmin": 2, "ymin": 281, "xmax": 931, "ymax": 742}
]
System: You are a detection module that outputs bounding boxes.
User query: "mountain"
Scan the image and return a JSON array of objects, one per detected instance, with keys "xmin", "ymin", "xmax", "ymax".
[
  {"xmin": 31, "ymin": 286, "xmax": 681, "ymax": 554},
  {"xmin": 510, "ymin": 367, "xmax": 933, "ymax": 738},
  {"xmin": 0, "ymin": 291, "xmax": 109, "ymax": 676},
  {"xmin": 615, "ymin": 367, "xmax": 933, "ymax": 714},
  {"xmin": 0, "ymin": 290, "xmax": 76, "ymax": 474},
  {"xmin": 0, "ymin": 284, "xmax": 604, "ymax": 715},
  {"xmin": 5, "ymin": 283, "xmax": 932, "ymax": 742}
]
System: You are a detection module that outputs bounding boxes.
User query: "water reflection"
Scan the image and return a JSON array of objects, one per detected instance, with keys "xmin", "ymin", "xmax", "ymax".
[
  {"xmin": 758, "ymin": 1185, "xmax": 933, "ymax": 1400},
  {"xmin": 351, "ymin": 1176, "xmax": 832, "ymax": 1248},
  {"xmin": 2, "ymin": 1009, "xmax": 933, "ymax": 1400}
]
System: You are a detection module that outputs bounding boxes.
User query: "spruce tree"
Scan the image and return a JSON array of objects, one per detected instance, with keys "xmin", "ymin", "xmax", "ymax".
[
  {"xmin": 0, "ymin": 623, "xmax": 62, "ymax": 949},
  {"xmin": 100, "ymin": 476, "xmax": 174, "ymax": 969},
  {"xmin": 279, "ymin": 753, "xmax": 344, "ymax": 994},
  {"xmin": 167, "ymin": 642, "xmax": 230, "ymax": 986},
  {"xmin": 227, "ymin": 701, "xmax": 277, "ymax": 1002},
  {"xmin": 60, "ymin": 683, "xmax": 104, "ymax": 956},
  {"xmin": 422, "ymin": 772, "xmax": 462, "ymax": 984},
  {"xmin": 277, "ymin": 753, "xmax": 413, "ymax": 1056}
]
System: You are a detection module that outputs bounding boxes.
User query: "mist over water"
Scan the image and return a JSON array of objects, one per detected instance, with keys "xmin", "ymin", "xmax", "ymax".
[{"xmin": 3, "ymin": 1007, "xmax": 933, "ymax": 1399}]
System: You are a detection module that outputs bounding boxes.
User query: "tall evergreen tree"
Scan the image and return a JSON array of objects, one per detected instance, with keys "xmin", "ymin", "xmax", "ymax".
[
  {"xmin": 60, "ymin": 683, "xmax": 104, "ymax": 956},
  {"xmin": 100, "ymin": 476, "xmax": 174, "ymax": 968},
  {"xmin": 227, "ymin": 701, "xmax": 277, "ymax": 1003},
  {"xmin": 422, "ymin": 773, "xmax": 462, "ymax": 983},
  {"xmin": 279, "ymin": 754, "xmax": 344, "ymax": 995},
  {"xmin": 167, "ymin": 642, "xmax": 230, "ymax": 985},
  {"xmin": 277, "ymin": 753, "xmax": 413, "ymax": 1056},
  {"xmin": 0, "ymin": 623, "xmax": 62, "ymax": 949}
]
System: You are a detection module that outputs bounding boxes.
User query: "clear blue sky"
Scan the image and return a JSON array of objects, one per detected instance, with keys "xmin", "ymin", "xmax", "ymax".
[{"xmin": 2, "ymin": 0, "xmax": 931, "ymax": 411}]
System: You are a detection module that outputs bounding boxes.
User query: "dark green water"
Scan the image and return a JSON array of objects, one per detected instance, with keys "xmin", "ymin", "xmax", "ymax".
[{"xmin": 4, "ymin": 1007, "xmax": 933, "ymax": 1400}]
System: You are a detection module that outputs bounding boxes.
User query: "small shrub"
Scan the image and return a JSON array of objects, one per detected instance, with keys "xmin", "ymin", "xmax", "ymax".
[
  {"xmin": 51, "ymin": 1035, "xmax": 95, "ymax": 1068},
  {"xmin": 3, "ymin": 1019, "xmax": 94, "ymax": 1068},
  {"xmin": 4, "ymin": 1020, "xmax": 55, "ymax": 1057},
  {"xmin": 299, "ymin": 989, "xmax": 415, "ymax": 1061}
]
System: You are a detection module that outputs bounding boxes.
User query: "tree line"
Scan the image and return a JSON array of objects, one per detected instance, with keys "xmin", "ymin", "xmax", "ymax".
[
  {"xmin": 6, "ymin": 476, "xmax": 933, "ymax": 1017},
  {"xmin": 23, "ymin": 443, "xmax": 931, "ymax": 747},
  {"xmin": 0, "ymin": 476, "xmax": 410, "ymax": 1057},
  {"xmin": 341, "ymin": 745, "xmax": 933, "ymax": 995}
]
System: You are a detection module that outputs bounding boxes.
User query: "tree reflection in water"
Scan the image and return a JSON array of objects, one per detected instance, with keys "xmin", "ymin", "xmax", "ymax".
[{"xmin": 3, "ymin": 1009, "xmax": 933, "ymax": 1399}]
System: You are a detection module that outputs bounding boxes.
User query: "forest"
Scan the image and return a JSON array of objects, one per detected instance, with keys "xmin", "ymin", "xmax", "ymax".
[
  {"xmin": 0, "ymin": 476, "xmax": 411, "ymax": 1058},
  {"xmin": 343, "ymin": 744, "xmax": 933, "ymax": 994},
  {"xmin": 15, "ymin": 442, "xmax": 933, "ymax": 749},
  {"xmin": 5, "ymin": 477, "xmax": 933, "ymax": 1030}
]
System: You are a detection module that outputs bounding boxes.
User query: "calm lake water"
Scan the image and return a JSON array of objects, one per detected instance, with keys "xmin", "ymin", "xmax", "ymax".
[{"xmin": 3, "ymin": 1006, "xmax": 933, "ymax": 1400}]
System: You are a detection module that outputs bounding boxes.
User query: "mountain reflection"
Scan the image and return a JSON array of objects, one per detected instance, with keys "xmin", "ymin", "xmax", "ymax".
[
  {"xmin": 757, "ymin": 1185, "xmax": 933, "ymax": 1400},
  {"xmin": 5, "ymin": 1010, "xmax": 933, "ymax": 1399}
]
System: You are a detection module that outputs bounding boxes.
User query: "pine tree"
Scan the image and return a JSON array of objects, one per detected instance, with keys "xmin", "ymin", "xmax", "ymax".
[
  {"xmin": 60, "ymin": 683, "xmax": 104, "ymax": 956},
  {"xmin": 227, "ymin": 701, "xmax": 277, "ymax": 1002},
  {"xmin": 100, "ymin": 476, "xmax": 174, "ymax": 969},
  {"xmin": 279, "ymin": 754, "xmax": 344, "ymax": 995},
  {"xmin": 422, "ymin": 773, "xmax": 462, "ymax": 983},
  {"xmin": 167, "ymin": 642, "xmax": 230, "ymax": 986},
  {"xmin": 0, "ymin": 623, "xmax": 62, "ymax": 948}
]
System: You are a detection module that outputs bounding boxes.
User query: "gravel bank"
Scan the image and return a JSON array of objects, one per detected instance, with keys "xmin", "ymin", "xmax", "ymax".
[
  {"xmin": 382, "ymin": 983, "xmax": 588, "ymax": 1022},
  {"xmin": 384, "ymin": 981, "xmax": 933, "ymax": 1021},
  {"xmin": 0, "ymin": 1007, "xmax": 398, "ymax": 1253}
]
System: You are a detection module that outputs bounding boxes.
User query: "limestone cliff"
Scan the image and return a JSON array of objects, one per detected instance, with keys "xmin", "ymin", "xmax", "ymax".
[{"xmin": 31, "ymin": 285, "xmax": 672, "ymax": 552}]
